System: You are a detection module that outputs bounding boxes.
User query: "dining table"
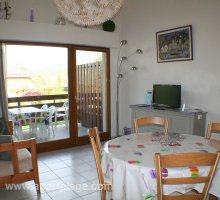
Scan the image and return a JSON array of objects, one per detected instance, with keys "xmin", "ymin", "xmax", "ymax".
[
  {"xmin": 102, "ymin": 133, "xmax": 220, "ymax": 200},
  {"xmin": 8, "ymin": 106, "xmax": 48, "ymax": 139}
]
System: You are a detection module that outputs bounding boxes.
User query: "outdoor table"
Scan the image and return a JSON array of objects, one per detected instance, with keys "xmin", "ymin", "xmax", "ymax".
[{"xmin": 8, "ymin": 107, "xmax": 48, "ymax": 139}]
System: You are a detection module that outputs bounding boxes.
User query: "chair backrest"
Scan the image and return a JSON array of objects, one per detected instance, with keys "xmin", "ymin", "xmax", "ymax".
[
  {"xmin": 63, "ymin": 99, "xmax": 68, "ymax": 107},
  {"xmin": 41, "ymin": 104, "xmax": 48, "ymax": 110},
  {"xmin": 134, "ymin": 116, "xmax": 168, "ymax": 135},
  {"xmin": 155, "ymin": 152, "xmax": 220, "ymax": 200},
  {"xmin": 48, "ymin": 106, "xmax": 56, "ymax": 122},
  {"xmin": 64, "ymin": 100, "xmax": 69, "ymax": 115},
  {"xmin": 87, "ymin": 127, "xmax": 104, "ymax": 185},
  {"xmin": 59, "ymin": 99, "xmax": 69, "ymax": 115},
  {"xmin": 206, "ymin": 122, "xmax": 220, "ymax": 139}
]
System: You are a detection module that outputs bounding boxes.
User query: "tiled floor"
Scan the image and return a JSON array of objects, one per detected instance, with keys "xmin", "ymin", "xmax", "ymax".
[{"xmin": 0, "ymin": 145, "xmax": 112, "ymax": 200}]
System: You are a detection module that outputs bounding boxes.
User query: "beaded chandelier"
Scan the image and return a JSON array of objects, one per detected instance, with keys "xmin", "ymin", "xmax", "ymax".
[{"xmin": 53, "ymin": 0, "xmax": 125, "ymax": 26}]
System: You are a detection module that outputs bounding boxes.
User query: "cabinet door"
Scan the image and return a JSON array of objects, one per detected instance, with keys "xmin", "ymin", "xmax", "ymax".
[{"xmin": 168, "ymin": 115, "xmax": 193, "ymax": 134}]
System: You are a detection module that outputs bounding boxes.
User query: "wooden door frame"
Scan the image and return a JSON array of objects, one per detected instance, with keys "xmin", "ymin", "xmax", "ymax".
[{"xmin": 71, "ymin": 46, "xmax": 111, "ymax": 145}]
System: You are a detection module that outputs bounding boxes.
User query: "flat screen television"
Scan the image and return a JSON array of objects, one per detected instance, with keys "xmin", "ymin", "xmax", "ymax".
[{"xmin": 153, "ymin": 84, "xmax": 181, "ymax": 109}]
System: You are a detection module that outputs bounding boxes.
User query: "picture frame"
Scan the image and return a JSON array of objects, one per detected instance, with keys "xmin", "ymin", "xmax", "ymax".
[{"xmin": 156, "ymin": 25, "xmax": 193, "ymax": 63}]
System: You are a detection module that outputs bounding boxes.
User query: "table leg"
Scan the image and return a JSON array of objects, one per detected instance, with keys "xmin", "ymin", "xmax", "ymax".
[{"xmin": 17, "ymin": 126, "xmax": 23, "ymax": 140}]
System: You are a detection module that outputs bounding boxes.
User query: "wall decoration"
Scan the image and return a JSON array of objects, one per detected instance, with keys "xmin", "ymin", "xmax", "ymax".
[
  {"xmin": 156, "ymin": 25, "xmax": 193, "ymax": 63},
  {"xmin": 102, "ymin": 20, "xmax": 115, "ymax": 32},
  {"xmin": 53, "ymin": 0, "xmax": 124, "ymax": 27}
]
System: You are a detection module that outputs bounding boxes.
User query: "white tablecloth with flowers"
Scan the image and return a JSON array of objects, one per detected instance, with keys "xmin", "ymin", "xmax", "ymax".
[
  {"xmin": 8, "ymin": 107, "xmax": 48, "ymax": 139},
  {"xmin": 102, "ymin": 133, "xmax": 220, "ymax": 200}
]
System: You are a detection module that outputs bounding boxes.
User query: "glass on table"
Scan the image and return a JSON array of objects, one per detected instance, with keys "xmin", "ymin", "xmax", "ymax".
[
  {"xmin": 152, "ymin": 131, "xmax": 164, "ymax": 142},
  {"xmin": 168, "ymin": 132, "xmax": 185, "ymax": 146},
  {"xmin": 159, "ymin": 135, "xmax": 169, "ymax": 151}
]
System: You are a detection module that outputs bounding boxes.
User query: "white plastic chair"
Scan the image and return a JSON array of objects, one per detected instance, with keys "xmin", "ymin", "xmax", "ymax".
[
  {"xmin": 41, "ymin": 104, "xmax": 48, "ymax": 111},
  {"xmin": 46, "ymin": 106, "xmax": 56, "ymax": 136},
  {"xmin": 37, "ymin": 104, "xmax": 49, "ymax": 138},
  {"xmin": 55, "ymin": 99, "xmax": 69, "ymax": 128}
]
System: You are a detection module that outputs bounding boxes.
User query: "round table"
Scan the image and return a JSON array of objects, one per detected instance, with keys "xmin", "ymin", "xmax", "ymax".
[{"xmin": 102, "ymin": 133, "xmax": 220, "ymax": 200}]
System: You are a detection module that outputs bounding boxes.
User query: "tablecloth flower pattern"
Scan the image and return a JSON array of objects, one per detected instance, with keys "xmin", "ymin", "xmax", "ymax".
[
  {"xmin": 102, "ymin": 133, "xmax": 220, "ymax": 200},
  {"xmin": 13, "ymin": 112, "xmax": 48, "ymax": 127}
]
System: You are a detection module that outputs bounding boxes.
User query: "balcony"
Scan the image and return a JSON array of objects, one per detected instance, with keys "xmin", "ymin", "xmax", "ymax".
[{"xmin": 8, "ymin": 94, "xmax": 103, "ymax": 143}]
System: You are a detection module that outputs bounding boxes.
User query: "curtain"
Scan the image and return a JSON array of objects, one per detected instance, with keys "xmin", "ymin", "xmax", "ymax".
[{"xmin": 0, "ymin": 44, "xmax": 8, "ymax": 120}]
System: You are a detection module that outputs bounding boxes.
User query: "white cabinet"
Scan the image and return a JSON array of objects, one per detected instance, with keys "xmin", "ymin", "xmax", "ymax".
[{"xmin": 130, "ymin": 105, "xmax": 207, "ymax": 136}]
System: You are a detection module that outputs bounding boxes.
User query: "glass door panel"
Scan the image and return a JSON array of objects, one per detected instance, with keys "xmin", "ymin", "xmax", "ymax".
[
  {"xmin": 76, "ymin": 50, "xmax": 108, "ymax": 137},
  {"xmin": 6, "ymin": 44, "xmax": 70, "ymax": 143}
]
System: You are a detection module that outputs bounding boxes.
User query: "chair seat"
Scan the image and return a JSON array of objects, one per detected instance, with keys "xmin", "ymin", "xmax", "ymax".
[
  {"xmin": 0, "ymin": 148, "xmax": 32, "ymax": 177},
  {"xmin": 56, "ymin": 113, "xmax": 67, "ymax": 117}
]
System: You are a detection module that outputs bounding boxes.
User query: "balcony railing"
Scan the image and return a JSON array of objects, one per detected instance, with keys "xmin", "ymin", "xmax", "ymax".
[
  {"xmin": 8, "ymin": 94, "xmax": 68, "ymax": 109},
  {"xmin": 8, "ymin": 94, "xmax": 103, "ymax": 131}
]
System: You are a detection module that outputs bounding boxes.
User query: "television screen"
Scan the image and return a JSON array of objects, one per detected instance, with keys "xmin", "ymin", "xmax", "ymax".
[{"xmin": 153, "ymin": 84, "xmax": 181, "ymax": 109}]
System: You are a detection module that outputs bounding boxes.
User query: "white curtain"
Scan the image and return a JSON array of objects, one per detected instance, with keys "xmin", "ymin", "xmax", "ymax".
[{"xmin": 0, "ymin": 44, "xmax": 8, "ymax": 120}]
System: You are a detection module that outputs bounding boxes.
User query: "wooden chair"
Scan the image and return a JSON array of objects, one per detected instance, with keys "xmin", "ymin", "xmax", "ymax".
[
  {"xmin": 134, "ymin": 116, "xmax": 168, "ymax": 135},
  {"xmin": 206, "ymin": 122, "xmax": 220, "ymax": 139},
  {"xmin": 87, "ymin": 127, "xmax": 112, "ymax": 200},
  {"xmin": 6, "ymin": 121, "xmax": 14, "ymax": 135},
  {"xmin": 0, "ymin": 121, "xmax": 40, "ymax": 193},
  {"xmin": 88, "ymin": 127, "xmax": 102, "ymax": 154},
  {"xmin": 155, "ymin": 152, "xmax": 220, "ymax": 200}
]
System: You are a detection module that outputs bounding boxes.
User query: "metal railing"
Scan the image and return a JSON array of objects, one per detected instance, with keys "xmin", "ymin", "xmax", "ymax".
[
  {"xmin": 8, "ymin": 93, "xmax": 103, "ymax": 130},
  {"xmin": 8, "ymin": 94, "xmax": 68, "ymax": 109}
]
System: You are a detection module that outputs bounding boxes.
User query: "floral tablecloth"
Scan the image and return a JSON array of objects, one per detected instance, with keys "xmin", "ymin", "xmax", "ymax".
[
  {"xmin": 8, "ymin": 107, "xmax": 48, "ymax": 138},
  {"xmin": 9, "ymin": 107, "xmax": 48, "ymax": 126},
  {"xmin": 102, "ymin": 133, "xmax": 220, "ymax": 200}
]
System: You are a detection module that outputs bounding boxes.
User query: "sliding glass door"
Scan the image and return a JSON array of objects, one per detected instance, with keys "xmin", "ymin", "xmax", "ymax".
[
  {"xmin": 3, "ymin": 42, "xmax": 111, "ymax": 151},
  {"xmin": 6, "ymin": 44, "xmax": 70, "ymax": 144},
  {"xmin": 75, "ymin": 48, "xmax": 110, "ymax": 142}
]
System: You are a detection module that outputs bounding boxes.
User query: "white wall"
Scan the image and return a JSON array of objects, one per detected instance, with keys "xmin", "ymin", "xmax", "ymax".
[
  {"xmin": 0, "ymin": 0, "xmax": 122, "ymax": 136},
  {"xmin": 1, "ymin": 0, "xmax": 220, "ymax": 136},
  {"xmin": 118, "ymin": 0, "xmax": 220, "ymax": 134}
]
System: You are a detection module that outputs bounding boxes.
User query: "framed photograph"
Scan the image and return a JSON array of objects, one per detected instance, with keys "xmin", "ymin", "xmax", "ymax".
[{"xmin": 156, "ymin": 25, "xmax": 193, "ymax": 63}]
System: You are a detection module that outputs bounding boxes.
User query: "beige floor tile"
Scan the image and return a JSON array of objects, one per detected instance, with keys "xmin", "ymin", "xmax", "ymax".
[
  {"xmin": 41, "ymin": 179, "xmax": 66, "ymax": 193},
  {"xmin": 73, "ymin": 163, "xmax": 93, "ymax": 173},
  {"xmin": 61, "ymin": 174, "xmax": 88, "ymax": 185},
  {"xmin": 47, "ymin": 189, "xmax": 79, "ymax": 200},
  {"xmin": 39, "ymin": 171, "xmax": 59, "ymax": 183},
  {"xmin": 45, "ymin": 161, "xmax": 69, "ymax": 170},
  {"xmin": 80, "ymin": 169, "xmax": 98, "ymax": 180},
  {"xmin": 72, "ymin": 182, "xmax": 99, "ymax": 197},
  {"xmin": 0, "ymin": 144, "xmax": 101, "ymax": 200}
]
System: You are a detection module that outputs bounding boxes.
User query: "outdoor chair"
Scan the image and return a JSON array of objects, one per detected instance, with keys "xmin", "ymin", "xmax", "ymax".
[{"xmin": 55, "ymin": 99, "xmax": 69, "ymax": 128}]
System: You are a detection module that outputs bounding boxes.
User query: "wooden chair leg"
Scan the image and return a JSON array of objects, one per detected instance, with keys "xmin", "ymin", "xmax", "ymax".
[
  {"xmin": 101, "ymin": 189, "xmax": 106, "ymax": 200},
  {"xmin": 34, "ymin": 176, "xmax": 40, "ymax": 193}
]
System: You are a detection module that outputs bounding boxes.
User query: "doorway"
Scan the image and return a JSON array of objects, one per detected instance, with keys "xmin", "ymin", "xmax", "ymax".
[
  {"xmin": 3, "ymin": 42, "xmax": 111, "ymax": 152},
  {"xmin": 74, "ymin": 48, "xmax": 110, "ymax": 143}
]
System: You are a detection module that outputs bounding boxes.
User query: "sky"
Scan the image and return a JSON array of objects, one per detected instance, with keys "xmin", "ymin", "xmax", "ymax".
[{"xmin": 6, "ymin": 45, "xmax": 102, "ymax": 73}]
